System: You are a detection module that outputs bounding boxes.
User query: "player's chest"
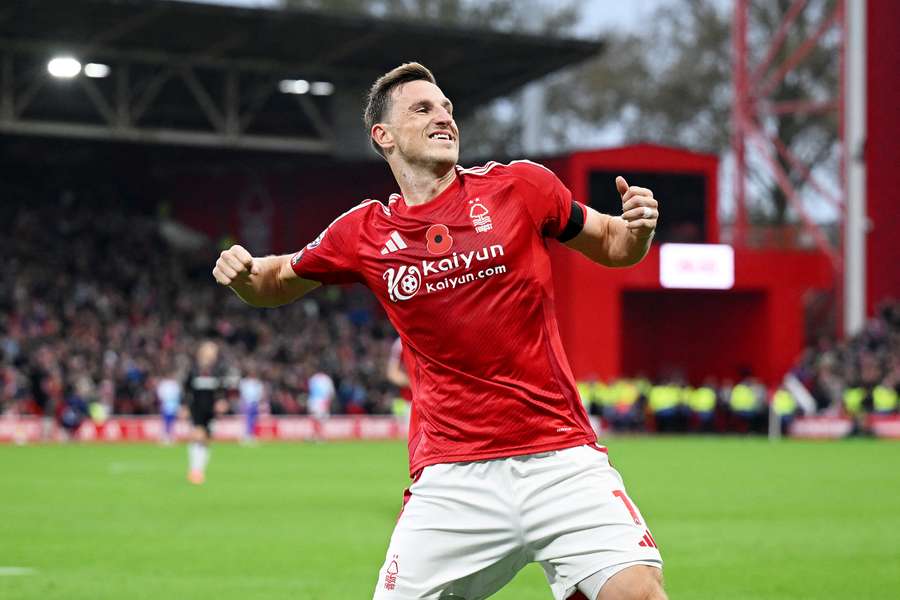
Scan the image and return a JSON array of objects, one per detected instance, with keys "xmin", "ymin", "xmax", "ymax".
[{"xmin": 358, "ymin": 192, "xmax": 531, "ymax": 304}]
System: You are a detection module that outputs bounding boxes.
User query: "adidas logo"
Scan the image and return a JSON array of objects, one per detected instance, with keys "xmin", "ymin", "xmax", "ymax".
[
  {"xmin": 638, "ymin": 530, "xmax": 658, "ymax": 549},
  {"xmin": 380, "ymin": 231, "xmax": 408, "ymax": 255}
]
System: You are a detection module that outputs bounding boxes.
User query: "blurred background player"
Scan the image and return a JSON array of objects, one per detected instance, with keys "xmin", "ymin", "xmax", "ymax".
[
  {"xmin": 156, "ymin": 368, "xmax": 182, "ymax": 445},
  {"xmin": 385, "ymin": 337, "xmax": 411, "ymax": 422},
  {"xmin": 185, "ymin": 340, "xmax": 224, "ymax": 484},
  {"xmin": 307, "ymin": 368, "xmax": 335, "ymax": 438},
  {"xmin": 238, "ymin": 361, "xmax": 264, "ymax": 445},
  {"xmin": 28, "ymin": 346, "xmax": 58, "ymax": 440}
]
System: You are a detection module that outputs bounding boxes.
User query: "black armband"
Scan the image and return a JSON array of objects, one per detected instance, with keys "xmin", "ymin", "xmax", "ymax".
[{"xmin": 556, "ymin": 200, "xmax": 585, "ymax": 242}]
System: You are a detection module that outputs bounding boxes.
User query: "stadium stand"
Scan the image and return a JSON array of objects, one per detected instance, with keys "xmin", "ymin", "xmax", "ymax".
[
  {"xmin": 791, "ymin": 301, "xmax": 899, "ymax": 416},
  {"xmin": 0, "ymin": 186, "xmax": 399, "ymax": 425}
]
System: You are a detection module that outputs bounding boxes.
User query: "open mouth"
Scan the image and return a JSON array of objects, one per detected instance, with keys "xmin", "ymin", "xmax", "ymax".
[{"xmin": 428, "ymin": 132, "xmax": 453, "ymax": 142}]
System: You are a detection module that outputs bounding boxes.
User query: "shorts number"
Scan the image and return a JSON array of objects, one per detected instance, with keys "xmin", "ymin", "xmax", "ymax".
[{"xmin": 612, "ymin": 490, "xmax": 642, "ymax": 525}]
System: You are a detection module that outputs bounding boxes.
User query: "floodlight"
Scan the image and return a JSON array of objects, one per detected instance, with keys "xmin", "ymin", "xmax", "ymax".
[
  {"xmin": 84, "ymin": 63, "xmax": 111, "ymax": 78},
  {"xmin": 278, "ymin": 79, "xmax": 310, "ymax": 94},
  {"xmin": 310, "ymin": 81, "xmax": 334, "ymax": 96},
  {"xmin": 47, "ymin": 57, "xmax": 81, "ymax": 78}
]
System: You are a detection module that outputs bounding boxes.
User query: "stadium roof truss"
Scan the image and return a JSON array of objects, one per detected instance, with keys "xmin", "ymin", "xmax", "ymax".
[
  {"xmin": 0, "ymin": 35, "xmax": 337, "ymax": 153},
  {"xmin": 0, "ymin": 0, "xmax": 603, "ymax": 156}
]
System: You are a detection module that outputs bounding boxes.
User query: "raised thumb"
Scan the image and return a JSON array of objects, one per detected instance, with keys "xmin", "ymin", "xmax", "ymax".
[{"xmin": 616, "ymin": 176, "xmax": 629, "ymax": 198}]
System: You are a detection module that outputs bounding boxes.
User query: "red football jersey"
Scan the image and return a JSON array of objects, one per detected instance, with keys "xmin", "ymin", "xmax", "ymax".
[{"xmin": 291, "ymin": 160, "xmax": 596, "ymax": 475}]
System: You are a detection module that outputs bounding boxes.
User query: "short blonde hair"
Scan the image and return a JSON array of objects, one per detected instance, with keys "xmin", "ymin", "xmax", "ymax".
[{"xmin": 364, "ymin": 62, "xmax": 437, "ymax": 156}]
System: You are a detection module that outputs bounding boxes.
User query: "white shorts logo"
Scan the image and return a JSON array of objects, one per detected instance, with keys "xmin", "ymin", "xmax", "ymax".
[{"xmin": 383, "ymin": 265, "xmax": 422, "ymax": 302}]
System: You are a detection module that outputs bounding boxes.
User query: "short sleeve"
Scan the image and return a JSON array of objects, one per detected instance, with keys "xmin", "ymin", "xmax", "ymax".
[
  {"xmin": 290, "ymin": 207, "xmax": 362, "ymax": 285},
  {"xmin": 510, "ymin": 161, "xmax": 581, "ymax": 238}
]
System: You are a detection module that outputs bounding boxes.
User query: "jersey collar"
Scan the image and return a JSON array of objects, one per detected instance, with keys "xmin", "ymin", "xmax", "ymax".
[{"xmin": 390, "ymin": 168, "xmax": 464, "ymax": 215}]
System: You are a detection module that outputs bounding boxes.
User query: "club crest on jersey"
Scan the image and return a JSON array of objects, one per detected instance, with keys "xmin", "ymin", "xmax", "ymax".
[
  {"xmin": 468, "ymin": 198, "xmax": 493, "ymax": 233},
  {"xmin": 383, "ymin": 265, "xmax": 422, "ymax": 302}
]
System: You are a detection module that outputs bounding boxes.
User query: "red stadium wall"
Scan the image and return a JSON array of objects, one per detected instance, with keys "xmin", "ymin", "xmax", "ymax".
[
  {"xmin": 550, "ymin": 244, "xmax": 832, "ymax": 386},
  {"xmin": 619, "ymin": 289, "xmax": 768, "ymax": 384},
  {"xmin": 549, "ymin": 147, "xmax": 833, "ymax": 386},
  {"xmin": 866, "ymin": 0, "xmax": 900, "ymax": 313}
]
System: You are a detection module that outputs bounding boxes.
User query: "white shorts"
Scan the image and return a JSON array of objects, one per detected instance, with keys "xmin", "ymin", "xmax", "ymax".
[{"xmin": 372, "ymin": 444, "xmax": 662, "ymax": 600}]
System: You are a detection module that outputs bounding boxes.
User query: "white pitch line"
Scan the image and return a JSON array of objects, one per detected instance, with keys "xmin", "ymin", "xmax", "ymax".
[{"xmin": 0, "ymin": 567, "xmax": 37, "ymax": 576}]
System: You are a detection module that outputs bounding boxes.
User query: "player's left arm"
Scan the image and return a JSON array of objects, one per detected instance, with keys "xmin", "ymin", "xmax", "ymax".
[{"xmin": 564, "ymin": 176, "xmax": 657, "ymax": 268}]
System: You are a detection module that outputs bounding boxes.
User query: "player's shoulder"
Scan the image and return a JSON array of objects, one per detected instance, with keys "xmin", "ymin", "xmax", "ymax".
[
  {"xmin": 333, "ymin": 198, "xmax": 393, "ymax": 225},
  {"xmin": 457, "ymin": 159, "xmax": 559, "ymax": 186},
  {"xmin": 314, "ymin": 199, "xmax": 392, "ymax": 242}
]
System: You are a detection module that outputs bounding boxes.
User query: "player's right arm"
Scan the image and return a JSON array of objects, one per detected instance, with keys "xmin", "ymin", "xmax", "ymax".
[
  {"xmin": 213, "ymin": 244, "xmax": 320, "ymax": 308},
  {"xmin": 217, "ymin": 202, "xmax": 365, "ymax": 305}
]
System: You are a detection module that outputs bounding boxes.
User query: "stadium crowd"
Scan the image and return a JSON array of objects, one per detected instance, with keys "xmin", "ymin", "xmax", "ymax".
[
  {"xmin": 792, "ymin": 301, "xmax": 900, "ymax": 415},
  {"xmin": 0, "ymin": 192, "xmax": 399, "ymax": 430},
  {"xmin": 1, "ymin": 190, "xmax": 897, "ymax": 435}
]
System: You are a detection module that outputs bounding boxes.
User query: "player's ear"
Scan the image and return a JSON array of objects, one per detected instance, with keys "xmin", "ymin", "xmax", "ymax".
[{"xmin": 372, "ymin": 123, "xmax": 394, "ymax": 153}]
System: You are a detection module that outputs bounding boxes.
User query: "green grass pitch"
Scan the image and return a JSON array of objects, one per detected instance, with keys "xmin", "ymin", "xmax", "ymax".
[{"xmin": 1, "ymin": 438, "xmax": 898, "ymax": 599}]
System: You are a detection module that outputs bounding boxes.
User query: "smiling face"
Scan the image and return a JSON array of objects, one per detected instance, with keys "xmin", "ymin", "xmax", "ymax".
[{"xmin": 374, "ymin": 79, "xmax": 459, "ymax": 170}]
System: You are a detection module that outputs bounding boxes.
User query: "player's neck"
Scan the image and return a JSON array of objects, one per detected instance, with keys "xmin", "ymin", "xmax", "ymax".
[{"xmin": 390, "ymin": 162, "xmax": 457, "ymax": 207}]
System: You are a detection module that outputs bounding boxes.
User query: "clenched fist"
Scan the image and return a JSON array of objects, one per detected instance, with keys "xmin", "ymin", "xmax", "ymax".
[
  {"xmin": 617, "ymin": 176, "xmax": 658, "ymax": 239},
  {"xmin": 212, "ymin": 244, "xmax": 259, "ymax": 287}
]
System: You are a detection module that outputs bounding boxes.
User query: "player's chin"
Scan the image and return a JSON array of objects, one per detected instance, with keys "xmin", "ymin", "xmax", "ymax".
[{"xmin": 426, "ymin": 147, "xmax": 458, "ymax": 167}]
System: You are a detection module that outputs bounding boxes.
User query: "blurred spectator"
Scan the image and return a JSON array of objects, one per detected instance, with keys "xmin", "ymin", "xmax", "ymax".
[
  {"xmin": 156, "ymin": 369, "xmax": 182, "ymax": 445},
  {"xmin": 386, "ymin": 337, "xmax": 411, "ymax": 421},
  {"xmin": 687, "ymin": 378, "xmax": 718, "ymax": 433},
  {"xmin": 308, "ymin": 370, "xmax": 336, "ymax": 419},
  {"xmin": 238, "ymin": 361, "xmax": 265, "ymax": 444},
  {"xmin": 60, "ymin": 375, "xmax": 90, "ymax": 440},
  {"xmin": 873, "ymin": 381, "xmax": 897, "ymax": 414},
  {"xmin": 648, "ymin": 376, "xmax": 686, "ymax": 433},
  {"xmin": 727, "ymin": 375, "xmax": 766, "ymax": 434},
  {"xmin": 606, "ymin": 378, "xmax": 645, "ymax": 432},
  {"xmin": 771, "ymin": 386, "xmax": 798, "ymax": 435}
]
